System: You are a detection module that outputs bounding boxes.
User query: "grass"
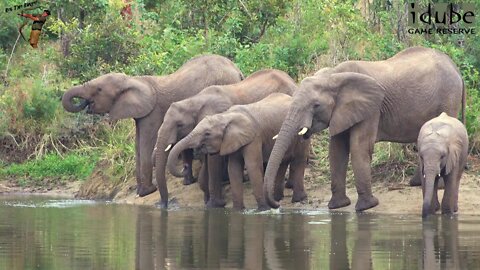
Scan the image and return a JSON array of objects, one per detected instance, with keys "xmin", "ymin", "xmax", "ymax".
[{"xmin": 0, "ymin": 152, "xmax": 99, "ymax": 186}]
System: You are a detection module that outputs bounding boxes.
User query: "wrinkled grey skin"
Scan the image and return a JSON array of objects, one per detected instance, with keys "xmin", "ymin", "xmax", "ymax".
[
  {"xmin": 166, "ymin": 94, "xmax": 309, "ymax": 210},
  {"xmin": 418, "ymin": 112, "xmax": 468, "ymax": 218},
  {"xmin": 62, "ymin": 55, "xmax": 243, "ymax": 197},
  {"xmin": 264, "ymin": 46, "xmax": 465, "ymax": 211},
  {"xmin": 155, "ymin": 69, "xmax": 297, "ymax": 208}
]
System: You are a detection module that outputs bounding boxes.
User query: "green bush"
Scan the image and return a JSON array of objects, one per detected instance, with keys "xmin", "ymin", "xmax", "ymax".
[{"xmin": 0, "ymin": 152, "xmax": 99, "ymax": 184}]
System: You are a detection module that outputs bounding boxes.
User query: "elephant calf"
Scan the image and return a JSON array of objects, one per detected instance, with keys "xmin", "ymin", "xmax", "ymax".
[
  {"xmin": 166, "ymin": 93, "xmax": 310, "ymax": 210},
  {"xmin": 418, "ymin": 112, "xmax": 468, "ymax": 218},
  {"xmin": 155, "ymin": 69, "xmax": 297, "ymax": 208}
]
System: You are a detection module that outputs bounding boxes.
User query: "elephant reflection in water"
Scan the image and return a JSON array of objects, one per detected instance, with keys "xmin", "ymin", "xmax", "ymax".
[
  {"xmin": 423, "ymin": 216, "xmax": 462, "ymax": 269},
  {"xmin": 134, "ymin": 210, "xmax": 312, "ymax": 269},
  {"xmin": 135, "ymin": 209, "xmax": 212, "ymax": 270},
  {"xmin": 330, "ymin": 213, "xmax": 373, "ymax": 270}
]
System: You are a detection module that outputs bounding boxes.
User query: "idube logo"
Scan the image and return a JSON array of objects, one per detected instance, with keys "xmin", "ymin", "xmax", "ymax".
[{"xmin": 408, "ymin": 2, "xmax": 476, "ymax": 34}]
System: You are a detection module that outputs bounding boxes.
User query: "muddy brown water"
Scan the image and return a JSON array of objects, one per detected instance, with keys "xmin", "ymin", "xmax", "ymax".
[{"xmin": 0, "ymin": 195, "xmax": 479, "ymax": 269}]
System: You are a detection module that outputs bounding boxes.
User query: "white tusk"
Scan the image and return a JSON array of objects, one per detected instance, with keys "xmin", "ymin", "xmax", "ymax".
[
  {"xmin": 423, "ymin": 174, "xmax": 426, "ymax": 178},
  {"xmin": 298, "ymin": 127, "xmax": 308, "ymax": 136},
  {"xmin": 272, "ymin": 134, "xmax": 278, "ymax": 140},
  {"xmin": 438, "ymin": 174, "xmax": 441, "ymax": 177},
  {"xmin": 164, "ymin": 144, "xmax": 172, "ymax": 152}
]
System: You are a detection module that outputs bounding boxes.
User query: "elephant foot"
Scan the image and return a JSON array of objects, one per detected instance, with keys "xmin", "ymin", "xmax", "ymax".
[
  {"xmin": 206, "ymin": 198, "xmax": 226, "ymax": 208},
  {"xmin": 182, "ymin": 164, "xmax": 196, "ymax": 185},
  {"xmin": 233, "ymin": 204, "xmax": 246, "ymax": 211},
  {"xmin": 155, "ymin": 200, "xmax": 168, "ymax": 209},
  {"xmin": 355, "ymin": 195, "xmax": 379, "ymax": 212},
  {"xmin": 203, "ymin": 193, "xmax": 210, "ymax": 204},
  {"xmin": 137, "ymin": 184, "xmax": 157, "ymax": 197},
  {"xmin": 285, "ymin": 180, "xmax": 294, "ymax": 189},
  {"xmin": 409, "ymin": 175, "xmax": 422, "ymax": 186},
  {"xmin": 257, "ymin": 204, "xmax": 271, "ymax": 212},
  {"xmin": 291, "ymin": 191, "xmax": 307, "ymax": 203},
  {"xmin": 328, "ymin": 194, "xmax": 351, "ymax": 209},
  {"xmin": 182, "ymin": 175, "xmax": 197, "ymax": 185}
]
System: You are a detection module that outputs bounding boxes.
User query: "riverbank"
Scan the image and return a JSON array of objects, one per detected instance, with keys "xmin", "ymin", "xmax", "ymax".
[{"xmin": 2, "ymin": 156, "xmax": 479, "ymax": 216}]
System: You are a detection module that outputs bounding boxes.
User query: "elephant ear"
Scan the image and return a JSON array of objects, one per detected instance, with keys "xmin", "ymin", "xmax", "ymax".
[
  {"xmin": 445, "ymin": 133, "xmax": 462, "ymax": 175},
  {"xmin": 109, "ymin": 77, "xmax": 155, "ymax": 120},
  {"xmin": 220, "ymin": 113, "xmax": 256, "ymax": 156},
  {"xmin": 329, "ymin": 72, "xmax": 386, "ymax": 137}
]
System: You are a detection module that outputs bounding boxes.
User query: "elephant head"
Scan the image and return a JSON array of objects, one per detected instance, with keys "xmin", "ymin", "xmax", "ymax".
[
  {"xmin": 166, "ymin": 112, "xmax": 255, "ymax": 177},
  {"xmin": 264, "ymin": 72, "xmax": 386, "ymax": 208},
  {"xmin": 62, "ymin": 73, "xmax": 156, "ymax": 121},
  {"xmin": 418, "ymin": 118, "xmax": 461, "ymax": 218}
]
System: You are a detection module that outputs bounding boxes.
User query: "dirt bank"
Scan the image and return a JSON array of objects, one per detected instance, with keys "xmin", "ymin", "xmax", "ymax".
[
  {"xmin": 2, "ymin": 157, "xmax": 479, "ymax": 216},
  {"xmin": 96, "ymin": 156, "xmax": 480, "ymax": 216}
]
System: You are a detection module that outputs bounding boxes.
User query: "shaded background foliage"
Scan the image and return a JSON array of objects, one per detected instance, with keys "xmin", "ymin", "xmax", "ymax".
[{"xmin": 0, "ymin": 0, "xmax": 479, "ymax": 182}]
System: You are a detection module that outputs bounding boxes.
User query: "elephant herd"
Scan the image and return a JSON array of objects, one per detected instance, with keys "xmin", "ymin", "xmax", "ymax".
[{"xmin": 62, "ymin": 46, "xmax": 467, "ymax": 217}]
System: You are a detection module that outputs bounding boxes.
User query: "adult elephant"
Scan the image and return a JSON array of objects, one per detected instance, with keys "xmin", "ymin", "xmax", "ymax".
[
  {"xmin": 155, "ymin": 69, "xmax": 297, "ymax": 208},
  {"xmin": 62, "ymin": 55, "xmax": 243, "ymax": 197},
  {"xmin": 264, "ymin": 46, "xmax": 465, "ymax": 211}
]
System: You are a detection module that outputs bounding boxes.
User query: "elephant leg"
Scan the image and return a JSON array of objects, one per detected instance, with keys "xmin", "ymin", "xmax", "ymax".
[
  {"xmin": 228, "ymin": 152, "xmax": 245, "ymax": 210},
  {"xmin": 328, "ymin": 131, "xmax": 351, "ymax": 209},
  {"xmin": 135, "ymin": 123, "xmax": 141, "ymax": 191},
  {"xmin": 181, "ymin": 149, "xmax": 196, "ymax": 185},
  {"xmin": 350, "ymin": 116, "xmax": 379, "ymax": 212},
  {"xmin": 273, "ymin": 163, "xmax": 288, "ymax": 201},
  {"xmin": 206, "ymin": 154, "xmax": 226, "ymax": 208},
  {"xmin": 454, "ymin": 172, "xmax": 462, "ymax": 212},
  {"xmin": 285, "ymin": 179, "xmax": 294, "ymax": 189},
  {"xmin": 182, "ymin": 149, "xmax": 195, "ymax": 186},
  {"xmin": 137, "ymin": 118, "xmax": 160, "ymax": 197},
  {"xmin": 244, "ymin": 143, "xmax": 270, "ymax": 211},
  {"xmin": 198, "ymin": 156, "xmax": 209, "ymax": 204},
  {"xmin": 409, "ymin": 165, "xmax": 422, "ymax": 186},
  {"xmin": 289, "ymin": 158, "xmax": 307, "ymax": 203},
  {"xmin": 284, "ymin": 160, "xmax": 293, "ymax": 189},
  {"xmin": 441, "ymin": 173, "xmax": 457, "ymax": 215}
]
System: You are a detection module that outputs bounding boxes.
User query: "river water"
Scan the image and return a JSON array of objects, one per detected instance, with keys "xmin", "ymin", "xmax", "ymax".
[{"xmin": 0, "ymin": 195, "xmax": 479, "ymax": 270}]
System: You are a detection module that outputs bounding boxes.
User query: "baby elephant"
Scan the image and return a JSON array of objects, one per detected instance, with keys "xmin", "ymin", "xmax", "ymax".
[
  {"xmin": 418, "ymin": 112, "xmax": 468, "ymax": 218},
  {"xmin": 166, "ymin": 93, "xmax": 310, "ymax": 210}
]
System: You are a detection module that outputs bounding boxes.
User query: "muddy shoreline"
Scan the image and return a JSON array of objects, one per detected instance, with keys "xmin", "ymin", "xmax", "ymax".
[{"xmin": 1, "ymin": 157, "xmax": 479, "ymax": 216}]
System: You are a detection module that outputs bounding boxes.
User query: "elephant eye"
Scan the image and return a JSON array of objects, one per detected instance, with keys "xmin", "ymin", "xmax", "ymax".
[
  {"xmin": 177, "ymin": 123, "xmax": 184, "ymax": 128},
  {"xmin": 97, "ymin": 87, "xmax": 102, "ymax": 92},
  {"xmin": 205, "ymin": 131, "xmax": 211, "ymax": 137}
]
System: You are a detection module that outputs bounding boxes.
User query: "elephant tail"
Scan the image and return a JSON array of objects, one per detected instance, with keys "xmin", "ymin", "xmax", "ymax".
[{"xmin": 461, "ymin": 79, "xmax": 466, "ymax": 125}]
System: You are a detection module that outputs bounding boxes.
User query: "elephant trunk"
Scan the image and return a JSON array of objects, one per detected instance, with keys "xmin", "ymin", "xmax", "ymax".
[
  {"xmin": 62, "ymin": 85, "xmax": 89, "ymax": 112},
  {"xmin": 264, "ymin": 108, "xmax": 301, "ymax": 208},
  {"xmin": 422, "ymin": 170, "xmax": 437, "ymax": 218},
  {"xmin": 166, "ymin": 132, "xmax": 197, "ymax": 178},
  {"xmin": 155, "ymin": 124, "xmax": 180, "ymax": 205}
]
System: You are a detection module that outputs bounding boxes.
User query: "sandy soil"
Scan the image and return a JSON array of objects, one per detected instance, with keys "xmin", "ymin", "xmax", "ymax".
[{"xmin": 2, "ymin": 157, "xmax": 479, "ymax": 216}]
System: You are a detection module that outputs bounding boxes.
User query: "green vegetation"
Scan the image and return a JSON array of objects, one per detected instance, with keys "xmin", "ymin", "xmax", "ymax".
[
  {"xmin": 0, "ymin": 152, "xmax": 98, "ymax": 186},
  {"xmin": 0, "ymin": 0, "xmax": 479, "ymax": 186}
]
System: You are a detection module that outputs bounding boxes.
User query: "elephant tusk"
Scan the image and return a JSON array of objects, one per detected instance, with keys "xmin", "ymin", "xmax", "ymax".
[
  {"xmin": 438, "ymin": 174, "xmax": 441, "ymax": 177},
  {"xmin": 272, "ymin": 134, "xmax": 278, "ymax": 140},
  {"xmin": 298, "ymin": 127, "xmax": 308, "ymax": 136},
  {"xmin": 165, "ymin": 144, "xmax": 172, "ymax": 152},
  {"xmin": 423, "ymin": 174, "xmax": 426, "ymax": 178}
]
